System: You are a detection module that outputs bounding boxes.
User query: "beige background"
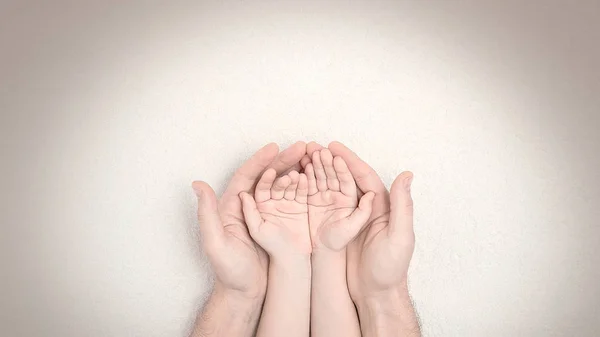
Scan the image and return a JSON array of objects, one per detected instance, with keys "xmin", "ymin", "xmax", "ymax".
[{"xmin": 1, "ymin": 1, "xmax": 599, "ymax": 336}]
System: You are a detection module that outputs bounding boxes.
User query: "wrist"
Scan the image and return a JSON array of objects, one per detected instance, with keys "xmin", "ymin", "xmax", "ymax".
[
  {"xmin": 270, "ymin": 255, "xmax": 311, "ymax": 276},
  {"xmin": 354, "ymin": 284, "xmax": 411, "ymax": 312},
  {"xmin": 311, "ymin": 247, "xmax": 346, "ymax": 261},
  {"xmin": 212, "ymin": 281, "xmax": 265, "ymax": 310},
  {"xmin": 354, "ymin": 284, "xmax": 420, "ymax": 336},
  {"xmin": 311, "ymin": 249, "xmax": 346, "ymax": 276}
]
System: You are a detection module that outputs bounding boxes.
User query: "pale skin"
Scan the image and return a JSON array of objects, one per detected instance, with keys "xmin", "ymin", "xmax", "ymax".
[
  {"xmin": 306, "ymin": 141, "xmax": 421, "ymax": 337},
  {"xmin": 240, "ymin": 169, "xmax": 312, "ymax": 337},
  {"xmin": 305, "ymin": 149, "xmax": 375, "ymax": 337},
  {"xmin": 191, "ymin": 141, "xmax": 420, "ymax": 337},
  {"xmin": 190, "ymin": 141, "xmax": 307, "ymax": 337}
]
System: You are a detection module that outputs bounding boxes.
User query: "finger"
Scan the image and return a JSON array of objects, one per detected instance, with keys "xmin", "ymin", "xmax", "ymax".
[
  {"xmin": 267, "ymin": 141, "xmax": 307, "ymax": 175},
  {"xmin": 239, "ymin": 192, "xmax": 263, "ymax": 235},
  {"xmin": 284, "ymin": 171, "xmax": 300, "ymax": 200},
  {"xmin": 192, "ymin": 181, "xmax": 224, "ymax": 245},
  {"xmin": 271, "ymin": 175, "xmax": 292, "ymax": 200},
  {"xmin": 296, "ymin": 173, "xmax": 308, "ymax": 203},
  {"xmin": 345, "ymin": 191, "xmax": 376, "ymax": 240},
  {"xmin": 388, "ymin": 172, "xmax": 415, "ymax": 245},
  {"xmin": 320, "ymin": 149, "xmax": 339, "ymax": 191},
  {"xmin": 305, "ymin": 163, "xmax": 318, "ymax": 196},
  {"xmin": 328, "ymin": 141, "xmax": 387, "ymax": 194},
  {"xmin": 255, "ymin": 168, "xmax": 277, "ymax": 203},
  {"xmin": 223, "ymin": 143, "xmax": 279, "ymax": 198},
  {"xmin": 300, "ymin": 155, "xmax": 311, "ymax": 169},
  {"xmin": 307, "ymin": 141, "xmax": 324, "ymax": 157},
  {"xmin": 281, "ymin": 163, "xmax": 303, "ymax": 176},
  {"xmin": 312, "ymin": 151, "xmax": 328, "ymax": 192},
  {"xmin": 333, "ymin": 156, "xmax": 356, "ymax": 197}
]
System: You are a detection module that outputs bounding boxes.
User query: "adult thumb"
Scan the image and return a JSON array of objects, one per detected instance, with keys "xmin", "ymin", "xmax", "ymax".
[
  {"xmin": 388, "ymin": 172, "xmax": 415, "ymax": 245},
  {"xmin": 192, "ymin": 181, "xmax": 223, "ymax": 245}
]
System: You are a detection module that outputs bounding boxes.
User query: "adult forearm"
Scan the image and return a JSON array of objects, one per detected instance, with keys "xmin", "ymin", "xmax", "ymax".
[
  {"xmin": 256, "ymin": 258, "xmax": 311, "ymax": 337},
  {"xmin": 354, "ymin": 285, "xmax": 421, "ymax": 337},
  {"xmin": 191, "ymin": 282, "xmax": 264, "ymax": 337},
  {"xmin": 311, "ymin": 250, "xmax": 361, "ymax": 337}
]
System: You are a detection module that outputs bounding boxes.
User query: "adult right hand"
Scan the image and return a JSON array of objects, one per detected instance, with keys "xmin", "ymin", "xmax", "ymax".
[
  {"xmin": 308, "ymin": 141, "xmax": 415, "ymax": 298},
  {"xmin": 308, "ymin": 141, "xmax": 420, "ymax": 336}
]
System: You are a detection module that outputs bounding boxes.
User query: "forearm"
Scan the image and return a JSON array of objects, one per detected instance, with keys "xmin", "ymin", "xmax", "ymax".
[
  {"xmin": 256, "ymin": 257, "xmax": 311, "ymax": 337},
  {"xmin": 191, "ymin": 282, "xmax": 264, "ymax": 337},
  {"xmin": 354, "ymin": 285, "xmax": 421, "ymax": 337},
  {"xmin": 311, "ymin": 250, "xmax": 361, "ymax": 337}
]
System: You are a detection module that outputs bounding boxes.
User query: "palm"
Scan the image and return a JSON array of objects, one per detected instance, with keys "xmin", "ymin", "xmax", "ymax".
[
  {"xmin": 209, "ymin": 194, "xmax": 268, "ymax": 295},
  {"xmin": 308, "ymin": 190, "xmax": 357, "ymax": 249},
  {"xmin": 241, "ymin": 169, "xmax": 312, "ymax": 256},
  {"xmin": 255, "ymin": 198, "xmax": 310, "ymax": 254},
  {"xmin": 305, "ymin": 150, "xmax": 373, "ymax": 251},
  {"xmin": 345, "ymin": 175, "xmax": 415, "ymax": 299},
  {"xmin": 347, "ymin": 220, "xmax": 413, "ymax": 297}
]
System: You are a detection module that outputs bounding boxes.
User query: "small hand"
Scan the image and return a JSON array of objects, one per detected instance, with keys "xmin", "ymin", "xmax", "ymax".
[
  {"xmin": 192, "ymin": 142, "xmax": 307, "ymax": 298},
  {"xmin": 240, "ymin": 169, "xmax": 312, "ymax": 257},
  {"xmin": 305, "ymin": 149, "xmax": 374, "ymax": 252},
  {"xmin": 322, "ymin": 141, "xmax": 415, "ymax": 299}
]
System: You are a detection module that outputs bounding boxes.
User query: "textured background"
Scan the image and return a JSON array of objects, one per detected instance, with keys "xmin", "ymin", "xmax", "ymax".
[{"xmin": 1, "ymin": 1, "xmax": 599, "ymax": 336}]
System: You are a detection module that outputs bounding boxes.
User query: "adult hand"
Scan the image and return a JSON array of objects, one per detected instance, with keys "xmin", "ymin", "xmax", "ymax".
[
  {"xmin": 307, "ymin": 141, "xmax": 420, "ymax": 336},
  {"xmin": 192, "ymin": 141, "xmax": 307, "ymax": 298}
]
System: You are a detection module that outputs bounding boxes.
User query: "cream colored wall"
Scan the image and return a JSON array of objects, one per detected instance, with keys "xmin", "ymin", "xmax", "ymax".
[{"xmin": 2, "ymin": 1, "xmax": 599, "ymax": 336}]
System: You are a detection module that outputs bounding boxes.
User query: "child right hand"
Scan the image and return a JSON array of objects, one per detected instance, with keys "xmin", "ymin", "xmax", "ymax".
[{"xmin": 305, "ymin": 149, "xmax": 375, "ymax": 252}]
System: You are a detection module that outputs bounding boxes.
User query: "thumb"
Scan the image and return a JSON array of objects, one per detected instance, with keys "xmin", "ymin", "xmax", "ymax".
[
  {"xmin": 192, "ymin": 181, "xmax": 223, "ymax": 245},
  {"xmin": 344, "ymin": 191, "xmax": 376, "ymax": 240},
  {"xmin": 239, "ymin": 192, "xmax": 263, "ymax": 235},
  {"xmin": 388, "ymin": 172, "xmax": 415, "ymax": 244}
]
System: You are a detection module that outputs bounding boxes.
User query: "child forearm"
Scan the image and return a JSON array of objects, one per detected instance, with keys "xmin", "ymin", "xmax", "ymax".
[
  {"xmin": 310, "ymin": 250, "xmax": 361, "ymax": 337},
  {"xmin": 256, "ymin": 257, "xmax": 311, "ymax": 337}
]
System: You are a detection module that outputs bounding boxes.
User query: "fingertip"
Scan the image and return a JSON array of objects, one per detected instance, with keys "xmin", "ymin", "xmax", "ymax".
[
  {"xmin": 259, "ymin": 168, "xmax": 277, "ymax": 184},
  {"xmin": 192, "ymin": 181, "xmax": 217, "ymax": 206},
  {"xmin": 312, "ymin": 150, "xmax": 319, "ymax": 163},
  {"xmin": 191, "ymin": 181, "xmax": 205, "ymax": 197},
  {"xmin": 307, "ymin": 141, "xmax": 324, "ymax": 155},
  {"xmin": 263, "ymin": 142, "xmax": 280, "ymax": 153},
  {"xmin": 257, "ymin": 143, "xmax": 280, "ymax": 162},
  {"xmin": 285, "ymin": 141, "xmax": 307, "ymax": 159},
  {"xmin": 404, "ymin": 172, "xmax": 414, "ymax": 190},
  {"xmin": 288, "ymin": 170, "xmax": 300, "ymax": 181},
  {"xmin": 294, "ymin": 140, "xmax": 307, "ymax": 148},
  {"xmin": 360, "ymin": 191, "xmax": 375, "ymax": 206},
  {"xmin": 289, "ymin": 140, "xmax": 307, "ymax": 153},
  {"xmin": 328, "ymin": 140, "xmax": 342, "ymax": 148},
  {"xmin": 283, "ymin": 175, "xmax": 292, "ymax": 185},
  {"xmin": 392, "ymin": 171, "xmax": 414, "ymax": 193},
  {"xmin": 264, "ymin": 167, "xmax": 277, "ymax": 177},
  {"xmin": 276, "ymin": 175, "xmax": 292, "ymax": 188},
  {"xmin": 333, "ymin": 156, "xmax": 348, "ymax": 172}
]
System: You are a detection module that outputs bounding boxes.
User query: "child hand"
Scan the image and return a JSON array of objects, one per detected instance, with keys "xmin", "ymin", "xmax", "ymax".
[
  {"xmin": 240, "ymin": 169, "xmax": 311, "ymax": 258},
  {"xmin": 305, "ymin": 149, "xmax": 375, "ymax": 252}
]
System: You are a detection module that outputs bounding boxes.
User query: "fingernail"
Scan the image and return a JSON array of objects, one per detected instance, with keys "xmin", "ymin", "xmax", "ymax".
[
  {"xmin": 404, "ymin": 176, "xmax": 413, "ymax": 191},
  {"xmin": 192, "ymin": 185, "xmax": 203, "ymax": 198}
]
